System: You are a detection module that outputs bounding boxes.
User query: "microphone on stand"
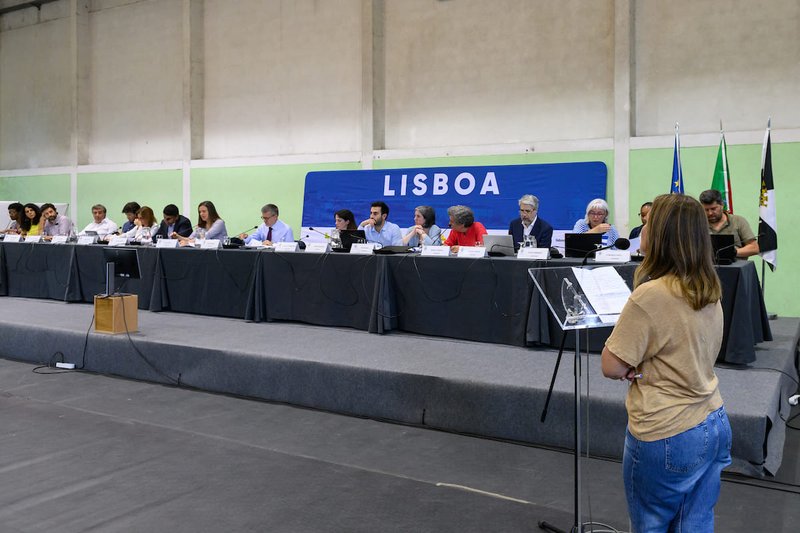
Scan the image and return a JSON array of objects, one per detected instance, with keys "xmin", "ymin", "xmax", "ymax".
[
  {"xmin": 228, "ymin": 225, "xmax": 258, "ymax": 246},
  {"xmin": 235, "ymin": 224, "xmax": 259, "ymax": 236},
  {"xmin": 307, "ymin": 227, "xmax": 330, "ymax": 238},
  {"xmin": 581, "ymin": 237, "xmax": 630, "ymax": 266}
]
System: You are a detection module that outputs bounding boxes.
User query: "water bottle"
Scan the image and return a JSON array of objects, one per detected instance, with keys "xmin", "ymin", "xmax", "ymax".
[
  {"xmin": 140, "ymin": 226, "xmax": 151, "ymax": 245},
  {"xmin": 524, "ymin": 234, "xmax": 537, "ymax": 248},
  {"xmin": 330, "ymin": 229, "xmax": 341, "ymax": 249},
  {"xmin": 196, "ymin": 226, "xmax": 206, "ymax": 244}
]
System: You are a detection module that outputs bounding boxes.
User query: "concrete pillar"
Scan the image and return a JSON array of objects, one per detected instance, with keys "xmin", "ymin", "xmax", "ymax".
[
  {"xmin": 182, "ymin": 0, "xmax": 204, "ymax": 212},
  {"xmin": 613, "ymin": 0, "xmax": 634, "ymax": 235},
  {"xmin": 69, "ymin": 0, "xmax": 89, "ymax": 220}
]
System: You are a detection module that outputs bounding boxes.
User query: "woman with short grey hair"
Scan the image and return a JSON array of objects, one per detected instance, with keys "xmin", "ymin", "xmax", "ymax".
[
  {"xmin": 444, "ymin": 205, "xmax": 487, "ymax": 252},
  {"xmin": 572, "ymin": 198, "xmax": 619, "ymax": 247}
]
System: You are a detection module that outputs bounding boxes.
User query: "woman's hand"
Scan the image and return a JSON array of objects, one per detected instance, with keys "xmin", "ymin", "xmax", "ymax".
[{"xmin": 589, "ymin": 223, "xmax": 611, "ymax": 234}]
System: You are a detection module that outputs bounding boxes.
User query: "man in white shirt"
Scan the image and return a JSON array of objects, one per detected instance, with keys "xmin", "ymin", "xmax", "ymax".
[
  {"xmin": 79, "ymin": 204, "xmax": 118, "ymax": 237},
  {"xmin": 41, "ymin": 203, "xmax": 74, "ymax": 238}
]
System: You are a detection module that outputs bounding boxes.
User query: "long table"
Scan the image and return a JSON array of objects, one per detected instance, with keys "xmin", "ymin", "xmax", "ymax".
[{"xmin": 0, "ymin": 242, "xmax": 771, "ymax": 364}]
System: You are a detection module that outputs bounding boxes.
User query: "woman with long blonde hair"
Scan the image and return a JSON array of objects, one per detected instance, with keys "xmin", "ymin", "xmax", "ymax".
[{"xmin": 602, "ymin": 194, "xmax": 730, "ymax": 532}]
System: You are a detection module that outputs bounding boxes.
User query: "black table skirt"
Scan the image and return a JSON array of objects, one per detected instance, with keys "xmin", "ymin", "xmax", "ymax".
[{"xmin": 0, "ymin": 243, "xmax": 770, "ymax": 363}]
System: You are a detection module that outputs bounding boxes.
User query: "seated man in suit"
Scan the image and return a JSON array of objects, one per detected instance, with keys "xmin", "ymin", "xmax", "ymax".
[
  {"xmin": 155, "ymin": 204, "xmax": 193, "ymax": 240},
  {"xmin": 508, "ymin": 194, "xmax": 553, "ymax": 251}
]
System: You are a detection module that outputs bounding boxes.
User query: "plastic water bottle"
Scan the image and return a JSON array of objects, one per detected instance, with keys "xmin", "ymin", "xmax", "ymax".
[
  {"xmin": 330, "ymin": 229, "xmax": 342, "ymax": 249},
  {"xmin": 140, "ymin": 226, "xmax": 151, "ymax": 245}
]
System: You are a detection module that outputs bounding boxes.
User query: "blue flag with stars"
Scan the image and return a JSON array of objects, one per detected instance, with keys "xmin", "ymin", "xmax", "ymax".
[{"xmin": 670, "ymin": 125, "xmax": 684, "ymax": 194}]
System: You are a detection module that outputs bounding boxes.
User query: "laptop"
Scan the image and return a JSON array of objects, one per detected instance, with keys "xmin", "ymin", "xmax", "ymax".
[
  {"xmin": 710, "ymin": 234, "xmax": 736, "ymax": 265},
  {"xmin": 564, "ymin": 233, "xmax": 602, "ymax": 258},
  {"xmin": 483, "ymin": 234, "xmax": 516, "ymax": 257},
  {"xmin": 336, "ymin": 229, "xmax": 367, "ymax": 252}
]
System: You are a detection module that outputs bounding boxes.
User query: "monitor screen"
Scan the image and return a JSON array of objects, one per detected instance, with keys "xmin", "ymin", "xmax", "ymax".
[
  {"xmin": 102, "ymin": 247, "xmax": 141, "ymax": 279},
  {"xmin": 564, "ymin": 233, "xmax": 603, "ymax": 258}
]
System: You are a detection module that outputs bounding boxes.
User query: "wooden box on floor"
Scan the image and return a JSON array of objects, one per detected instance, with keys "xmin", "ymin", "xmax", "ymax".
[{"xmin": 94, "ymin": 294, "xmax": 138, "ymax": 334}]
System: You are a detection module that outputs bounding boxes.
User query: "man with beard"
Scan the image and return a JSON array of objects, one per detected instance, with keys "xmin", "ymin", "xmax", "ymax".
[
  {"xmin": 41, "ymin": 203, "xmax": 74, "ymax": 238},
  {"xmin": 699, "ymin": 189, "xmax": 758, "ymax": 258}
]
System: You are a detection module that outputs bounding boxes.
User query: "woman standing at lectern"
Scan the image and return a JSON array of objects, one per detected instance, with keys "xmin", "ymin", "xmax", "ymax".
[{"xmin": 601, "ymin": 193, "xmax": 731, "ymax": 532}]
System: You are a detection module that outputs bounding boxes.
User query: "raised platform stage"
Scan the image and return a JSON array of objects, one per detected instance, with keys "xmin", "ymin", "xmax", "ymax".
[{"xmin": 0, "ymin": 297, "xmax": 796, "ymax": 477}]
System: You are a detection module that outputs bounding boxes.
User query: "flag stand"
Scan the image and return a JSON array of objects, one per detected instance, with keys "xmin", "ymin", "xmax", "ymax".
[{"xmin": 760, "ymin": 260, "xmax": 778, "ymax": 320}]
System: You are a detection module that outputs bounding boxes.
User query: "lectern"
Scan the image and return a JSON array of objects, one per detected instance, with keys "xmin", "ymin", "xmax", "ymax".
[{"xmin": 529, "ymin": 265, "xmax": 632, "ymax": 533}]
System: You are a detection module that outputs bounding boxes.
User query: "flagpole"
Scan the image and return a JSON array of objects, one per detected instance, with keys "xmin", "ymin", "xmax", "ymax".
[{"xmin": 759, "ymin": 116, "xmax": 777, "ymax": 319}]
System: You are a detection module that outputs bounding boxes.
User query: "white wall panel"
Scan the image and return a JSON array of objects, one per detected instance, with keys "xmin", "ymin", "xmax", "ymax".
[
  {"xmin": 203, "ymin": 0, "xmax": 362, "ymax": 158},
  {"xmin": 0, "ymin": 18, "xmax": 71, "ymax": 169},
  {"xmin": 88, "ymin": 0, "xmax": 183, "ymax": 163},
  {"xmin": 635, "ymin": 0, "xmax": 800, "ymax": 136},
  {"xmin": 383, "ymin": 0, "xmax": 615, "ymax": 149}
]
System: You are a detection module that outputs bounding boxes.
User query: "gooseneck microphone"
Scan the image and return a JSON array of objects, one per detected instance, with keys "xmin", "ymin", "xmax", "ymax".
[
  {"xmin": 236, "ymin": 225, "xmax": 259, "ymax": 236},
  {"xmin": 581, "ymin": 237, "xmax": 630, "ymax": 266},
  {"xmin": 307, "ymin": 227, "xmax": 329, "ymax": 237}
]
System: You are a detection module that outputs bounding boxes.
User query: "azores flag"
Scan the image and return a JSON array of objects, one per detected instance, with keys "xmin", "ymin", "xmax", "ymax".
[
  {"xmin": 670, "ymin": 123, "xmax": 684, "ymax": 194},
  {"xmin": 758, "ymin": 120, "xmax": 778, "ymax": 271}
]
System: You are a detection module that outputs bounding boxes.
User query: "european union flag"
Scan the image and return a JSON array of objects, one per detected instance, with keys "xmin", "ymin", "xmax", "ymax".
[{"xmin": 671, "ymin": 124, "xmax": 684, "ymax": 194}]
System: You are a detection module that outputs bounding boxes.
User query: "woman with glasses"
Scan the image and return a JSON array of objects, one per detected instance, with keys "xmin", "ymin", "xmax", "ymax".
[{"xmin": 572, "ymin": 198, "xmax": 619, "ymax": 247}]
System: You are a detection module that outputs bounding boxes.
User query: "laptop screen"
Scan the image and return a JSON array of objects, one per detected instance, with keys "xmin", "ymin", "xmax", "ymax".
[
  {"xmin": 339, "ymin": 229, "xmax": 366, "ymax": 251},
  {"xmin": 710, "ymin": 234, "xmax": 736, "ymax": 264},
  {"xmin": 483, "ymin": 234, "xmax": 516, "ymax": 257},
  {"xmin": 564, "ymin": 233, "xmax": 602, "ymax": 258}
]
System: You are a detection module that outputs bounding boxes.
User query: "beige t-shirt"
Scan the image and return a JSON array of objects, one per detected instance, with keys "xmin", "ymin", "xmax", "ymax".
[{"xmin": 605, "ymin": 277, "xmax": 724, "ymax": 441}]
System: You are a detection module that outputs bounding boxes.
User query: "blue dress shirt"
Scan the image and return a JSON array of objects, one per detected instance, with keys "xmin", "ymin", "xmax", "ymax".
[
  {"xmin": 245, "ymin": 219, "xmax": 294, "ymax": 244},
  {"xmin": 361, "ymin": 220, "xmax": 402, "ymax": 247}
]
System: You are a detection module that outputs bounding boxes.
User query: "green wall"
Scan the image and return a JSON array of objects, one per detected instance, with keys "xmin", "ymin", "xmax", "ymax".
[
  {"xmin": 190, "ymin": 162, "xmax": 361, "ymax": 237},
  {"xmin": 76, "ymin": 170, "xmax": 183, "ymax": 229},
  {"xmin": 631, "ymin": 142, "xmax": 799, "ymax": 318},
  {"xmin": 0, "ymin": 174, "xmax": 71, "ymax": 213},
  {"xmin": 0, "ymin": 143, "xmax": 796, "ymax": 316}
]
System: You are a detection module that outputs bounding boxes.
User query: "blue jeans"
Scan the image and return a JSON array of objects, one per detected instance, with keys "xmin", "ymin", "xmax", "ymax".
[{"xmin": 623, "ymin": 406, "xmax": 732, "ymax": 533}]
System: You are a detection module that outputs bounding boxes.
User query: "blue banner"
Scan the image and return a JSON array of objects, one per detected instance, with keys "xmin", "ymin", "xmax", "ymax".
[{"xmin": 302, "ymin": 162, "xmax": 607, "ymax": 231}]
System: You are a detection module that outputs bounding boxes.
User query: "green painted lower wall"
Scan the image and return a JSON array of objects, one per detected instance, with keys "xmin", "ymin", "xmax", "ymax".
[
  {"xmin": 0, "ymin": 174, "xmax": 71, "ymax": 213},
  {"xmin": 0, "ymin": 143, "xmax": 795, "ymax": 316},
  {"xmin": 76, "ymin": 170, "xmax": 183, "ymax": 229},
  {"xmin": 630, "ymin": 142, "xmax": 799, "ymax": 318},
  {"xmin": 190, "ymin": 162, "xmax": 362, "ymax": 237}
]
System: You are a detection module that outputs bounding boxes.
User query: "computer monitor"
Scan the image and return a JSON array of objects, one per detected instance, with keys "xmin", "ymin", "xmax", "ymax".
[
  {"xmin": 102, "ymin": 247, "xmax": 141, "ymax": 295},
  {"xmin": 564, "ymin": 233, "xmax": 602, "ymax": 258},
  {"xmin": 710, "ymin": 234, "xmax": 736, "ymax": 265}
]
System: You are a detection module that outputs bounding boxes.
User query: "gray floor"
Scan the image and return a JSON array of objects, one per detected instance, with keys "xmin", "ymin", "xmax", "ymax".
[{"xmin": 1, "ymin": 356, "xmax": 798, "ymax": 533}]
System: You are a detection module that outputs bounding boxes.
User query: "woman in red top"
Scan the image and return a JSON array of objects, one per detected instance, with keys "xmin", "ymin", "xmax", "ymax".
[{"xmin": 444, "ymin": 205, "xmax": 487, "ymax": 253}]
